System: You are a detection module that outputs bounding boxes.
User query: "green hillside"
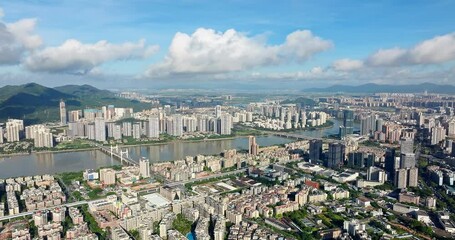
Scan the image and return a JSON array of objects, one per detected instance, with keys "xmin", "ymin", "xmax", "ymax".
[{"xmin": 0, "ymin": 83, "xmax": 151, "ymax": 124}]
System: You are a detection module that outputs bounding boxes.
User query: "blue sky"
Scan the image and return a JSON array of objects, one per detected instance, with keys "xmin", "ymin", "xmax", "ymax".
[{"xmin": 0, "ymin": 0, "xmax": 454, "ymax": 89}]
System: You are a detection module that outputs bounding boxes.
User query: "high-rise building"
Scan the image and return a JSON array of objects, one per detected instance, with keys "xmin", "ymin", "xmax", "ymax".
[
  {"xmin": 348, "ymin": 152, "xmax": 364, "ymax": 168},
  {"xmin": 99, "ymin": 168, "xmax": 116, "ymax": 185},
  {"xmin": 400, "ymin": 138, "xmax": 414, "ymax": 154},
  {"xmin": 132, "ymin": 122, "xmax": 141, "ymax": 139},
  {"xmin": 106, "ymin": 105, "xmax": 115, "ymax": 120},
  {"xmin": 169, "ymin": 115, "xmax": 183, "ymax": 137},
  {"xmin": 426, "ymin": 197, "xmax": 437, "ymax": 209},
  {"xmin": 407, "ymin": 167, "xmax": 418, "ymax": 187},
  {"xmin": 139, "ymin": 158, "xmax": 150, "ymax": 178},
  {"xmin": 197, "ymin": 115, "xmax": 208, "ymax": 132},
  {"xmin": 6, "ymin": 120, "xmax": 21, "ymax": 142},
  {"xmin": 360, "ymin": 114, "xmax": 376, "ymax": 136},
  {"xmin": 375, "ymin": 118, "xmax": 384, "ymax": 132},
  {"xmin": 367, "ymin": 166, "xmax": 386, "ymax": 183},
  {"xmin": 60, "ymin": 99, "xmax": 67, "ymax": 125},
  {"xmin": 327, "ymin": 143, "xmax": 345, "ymax": 169},
  {"xmin": 394, "ymin": 169, "xmax": 408, "ymax": 189},
  {"xmin": 122, "ymin": 122, "xmax": 132, "ymax": 137},
  {"xmin": 0, "ymin": 127, "xmax": 3, "ymax": 143},
  {"xmin": 25, "ymin": 125, "xmax": 53, "ymax": 148},
  {"xmin": 94, "ymin": 117, "xmax": 106, "ymax": 142},
  {"xmin": 86, "ymin": 123, "xmax": 95, "ymax": 140},
  {"xmin": 33, "ymin": 128, "xmax": 53, "ymax": 148},
  {"xmin": 400, "ymin": 153, "xmax": 416, "ymax": 169},
  {"xmin": 183, "ymin": 116, "xmax": 197, "ymax": 132},
  {"xmin": 112, "ymin": 124, "xmax": 121, "ymax": 140},
  {"xmin": 215, "ymin": 105, "xmax": 222, "ymax": 118},
  {"xmin": 68, "ymin": 121, "xmax": 85, "ymax": 138},
  {"xmin": 147, "ymin": 116, "xmax": 160, "ymax": 138},
  {"xmin": 417, "ymin": 112, "xmax": 425, "ymax": 128},
  {"xmin": 248, "ymin": 136, "xmax": 259, "ymax": 155},
  {"xmin": 385, "ymin": 148, "xmax": 397, "ymax": 180},
  {"xmin": 431, "ymin": 124, "xmax": 446, "ymax": 145},
  {"xmin": 339, "ymin": 110, "xmax": 354, "ymax": 138},
  {"xmin": 218, "ymin": 114, "xmax": 232, "ymax": 135},
  {"xmin": 106, "ymin": 122, "xmax": 115, "ymax": 138},
  {"xmin": 300, "ymin": 111, "xmax": 307, "ymax": 128},
  {"xmin": 309, "ymin": 139, "xmax": 323, "ymax": 162},
  {"xmin": 68, "ymin": 110, "xmax": 81, "ymax": 122}
]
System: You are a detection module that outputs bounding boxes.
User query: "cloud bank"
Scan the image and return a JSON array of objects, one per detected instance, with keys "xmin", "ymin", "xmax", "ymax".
[
  {"xmin": 334, "ymin": 32, "xmax": 455, "ymax": 70},
  {"xmin": 25, "ymin": 39, "xmax": 158, "ymax": 74},
  {"xmin": 146, "ymin": 28, "xmax": 332, "ymax": 76}
]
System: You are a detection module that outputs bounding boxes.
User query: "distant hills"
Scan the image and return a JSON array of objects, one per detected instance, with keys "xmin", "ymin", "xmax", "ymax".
[
  {"xmin": 0, "ymin": 83, "xmax": 150, "ymax": 124},
  {"xmin": 54, "ymin": 84, "xmax": 113, "ymax": 98},
  {"xmin": 303, "ymin": 83, "xmax": 455, "ymax": 94}
]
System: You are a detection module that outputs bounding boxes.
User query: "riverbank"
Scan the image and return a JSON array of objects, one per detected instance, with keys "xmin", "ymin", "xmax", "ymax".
[
  {"xmin": 0, "ymin": 134, "xmax": 260, "ymax": 157},
  {"xmin": 0, "ymin": 135, "xmax": 293, "ymax": 178}
]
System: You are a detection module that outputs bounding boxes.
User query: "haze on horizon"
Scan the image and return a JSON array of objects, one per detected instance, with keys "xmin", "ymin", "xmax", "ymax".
[{"xmin": 0, "ymin": 0, "xmax": 454, "ymax": 90}]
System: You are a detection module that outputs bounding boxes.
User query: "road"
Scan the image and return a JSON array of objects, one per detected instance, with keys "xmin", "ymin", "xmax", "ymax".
[{"xmin": 0, "ymin": 200, "xmax": 95, "ymax": 222}]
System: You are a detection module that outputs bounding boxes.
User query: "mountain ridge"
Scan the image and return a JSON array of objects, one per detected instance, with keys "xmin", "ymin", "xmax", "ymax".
[{"xmin": 0, "ymin": 83, "xmax": 149, "ymax": 124}]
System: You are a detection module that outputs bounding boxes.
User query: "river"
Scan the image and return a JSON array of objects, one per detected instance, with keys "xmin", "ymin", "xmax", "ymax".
[{"xmin": 0, "ymin": 119, "xmax": 357, "ymax": 178}]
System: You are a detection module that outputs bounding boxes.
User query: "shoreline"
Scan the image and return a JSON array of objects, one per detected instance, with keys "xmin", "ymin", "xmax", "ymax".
[
  {"xmin": 0, "ymin": 134, "xmax": 258, "ymax": 157},
  {"xmin": 0, "ymin": 120, "xmax": 339, "ymax": 158}
]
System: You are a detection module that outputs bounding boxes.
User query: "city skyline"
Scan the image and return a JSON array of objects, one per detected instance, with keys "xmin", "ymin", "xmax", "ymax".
[{"xmin": 0, "ymin": 1, "xmax": 454, "ymax": 89}]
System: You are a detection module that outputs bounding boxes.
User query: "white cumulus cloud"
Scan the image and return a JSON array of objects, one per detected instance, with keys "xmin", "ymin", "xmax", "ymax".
[
  {"xmin": 146, "ymin": 28, "xmax": 332, "ymax": 76},
  {"xmin": 409, "ymin": 33, "xmax": 455, "ymax": 64},
  {"xmin": 6, "ymin": 18, "xmax": 42, "ymax": 49},
  {"xmin": 366, "ymin": 33, "xmax": 455, "ymax": 67},
  {"xmin": 25, "ymin": 39, "xmax": 159, "ymax": 74},
  {"xmin": 0, "ymin": 16, "xmax": 42, "ymax": 65},
  {"xmin": 0, "ymin": 23, "xmax": 23, "ymax": 64},
  {"xmin": 366, "ymin": 48, "xmax": 407, "ymax": 66},
  {"xmin": 332, "ymin": 58, "xmax": 364, "ymax": 71}
]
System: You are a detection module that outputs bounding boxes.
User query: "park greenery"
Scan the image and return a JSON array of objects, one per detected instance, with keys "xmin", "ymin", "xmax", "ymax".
[{"xmin": 172, "ymin": 214, "xmax": 193, "ymax": 235}]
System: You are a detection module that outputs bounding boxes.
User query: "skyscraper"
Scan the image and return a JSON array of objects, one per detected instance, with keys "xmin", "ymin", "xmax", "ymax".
[
  {"xmin": 122, "ymin": 122, "xmax": 132, "ymax": 137},
  {"xmin": 400, "ymin": 138, "xmax": 414, "ymax": 154},
  {"xmin": 394, "ymin": 169, "xmax": 408, "ymax": 189},
  {"xmin": 132, "ymin": 122, "xmax": 141, "ymax": 139},
  {"xmin": 33, "ymin": 128, "xmax": 54, "ymax": 148},
  {"xmin": 168, "ymin": 114, "xmax": 183, "ymax": 137},
  {"xmin": 139, "ymin": 158, "xmax": 150, "ymax": 178},
  {"xmin": 360, "ymin": 114, "xmax": 376, "ymax": 136},
  {"xmin": 94, "ymin": 117, "xmax": 106, "ymax": 142},
  {"xmin": 385, "ymin": 148, "xmax": 397, "ymax": 181},
  {"xmin": 309, "ymin": 139, "xmax": 323, "ymax": 162},
  {"xmin": 348, "ymin": 152, "xmax": 364, "ymax": 168},
  {"xmin": 6, "ymin": 120, "xmax": 22, "ymax": 142},
  {"xmin": 339, "ymin": 109, "xmax": 354, "ymax": 139},
  {"xmin": 400, "ymin": 153, "xmax": 416, "ymax": 169},
  {"xmin": 407, "ymin": 167, "xmax": 418, "ymax": 187},
  {"xmin": 248, "ymin": 136, "xmax": 259, "ymax": 155},
  {"xmin": 375, "ymin": 118, "xmax": 383, "ymax": 132},
  {"xmin": 326, "ymin": 143, "xmax": 345, "ymax": 169},
  {"xmin": 431, "ymin": 124, "xmax": 446, "ymax": 145},
  {"xmin": 59, "ymin": 99, "xmax": 67, "ymax": 125},
  {"xmin": 147, "ymin": 116, "xmax": 160, "ymax": 138},
  {"xmin": 215, "ymin": 105, "xmax": 222, "ymax": 118},
  {"xmin": 218, "ymin": 114, "xmax": 232, "ymax": 135}
]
